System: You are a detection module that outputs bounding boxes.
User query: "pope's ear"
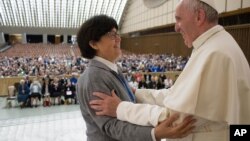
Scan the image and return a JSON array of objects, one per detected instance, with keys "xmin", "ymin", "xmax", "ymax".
[
  {"xmin": 196, "ymin": 8, "xmax": 206, "ymax": 26},
  {"xmin": 89, "ymin": 40, "xmax": 98, "ymax": 50}
]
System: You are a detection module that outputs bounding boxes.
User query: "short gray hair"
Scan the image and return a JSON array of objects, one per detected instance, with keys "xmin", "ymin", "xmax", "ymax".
[{"xmin": 186, "ymin": 0, "xmax": 218, "ymax": 23}]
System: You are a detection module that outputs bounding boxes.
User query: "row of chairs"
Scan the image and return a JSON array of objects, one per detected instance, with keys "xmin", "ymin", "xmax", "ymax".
[{"xmin": 1, "ymin": 43, "xmax": 80, "ymax": 57}]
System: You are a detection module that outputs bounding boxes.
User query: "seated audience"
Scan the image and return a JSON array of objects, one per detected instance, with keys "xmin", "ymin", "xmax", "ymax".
[
  {"xmin": 49, "ymin": 77, "xmax": 63, "ymax": 105},
  {"xmin": 17, "ymin": 79, "xmax": 30, "ymax": 108},
  {"xmin": 29, "ymin": 79, "xmax": 42, "ymax": 107},
  {"xmin": 64, "ymin": 79, "xmax": 76, "ymax": 104}
]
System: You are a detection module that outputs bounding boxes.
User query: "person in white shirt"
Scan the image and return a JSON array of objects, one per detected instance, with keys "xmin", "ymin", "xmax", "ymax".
[{"xmin": 89, "ymin": 0, "xmax": 250, "ymax": 141}]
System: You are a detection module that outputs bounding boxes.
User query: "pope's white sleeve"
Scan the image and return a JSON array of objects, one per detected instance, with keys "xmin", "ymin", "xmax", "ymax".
[
  {"xmin": 117, "ymin": 101, "xmax": 169, "ymax": 127},
  {"xmin": 135, "ymin": 88, "xmax": 171, "ymax": 106}
]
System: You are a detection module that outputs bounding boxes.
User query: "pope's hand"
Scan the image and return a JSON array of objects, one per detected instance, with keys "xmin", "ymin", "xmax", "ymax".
[{"xmin": 89, "ymin": 90, "xmax": 121, "ymax": 117}]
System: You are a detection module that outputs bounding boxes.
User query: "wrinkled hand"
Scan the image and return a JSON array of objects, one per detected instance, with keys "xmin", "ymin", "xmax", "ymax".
[
  {"xmin": 154, "ymin": 114, "xmax": 196, "ymax": 140},
  {"xmin": 89, "ymin": 90, "xmax": 122, "ymax": 117}
]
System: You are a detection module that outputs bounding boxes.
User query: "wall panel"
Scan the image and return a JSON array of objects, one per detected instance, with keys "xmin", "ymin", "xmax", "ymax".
[
  {"xmin": 121, "ymin": 32, "xmax": 191, "ymax": 56},
  {"xmin": 243, "ymin": 0, "xmax": 250, "ymax": 8},
  {"xmin": 226, "ymin": 24, "xmax": 250, "ymax": 65},
  {"xmin": 227, "ymin": 0, "xmax": 241, "ymax": 11}
]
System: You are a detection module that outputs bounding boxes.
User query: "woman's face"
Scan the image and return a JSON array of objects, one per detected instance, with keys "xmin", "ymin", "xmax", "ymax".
[{"xmin": 94, "ymin": 28, "xmax": 122, "ymax": 62}]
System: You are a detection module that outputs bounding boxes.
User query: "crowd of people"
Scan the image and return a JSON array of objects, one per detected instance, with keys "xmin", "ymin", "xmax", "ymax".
[
  {"xmin": 1, "ymin": 45, "xmax": 188, "ymax": 108},
  {"xmin": 118, "ymin": 53, "xmax": 189, "ymax": 73},
  {"xmin": 7, "ymin": 72, "xmax": 174, "ymax": 108},
  {"xmin": 0, "ymin": 49, "xmax": 188, "ymax": 78},
  {"xmin": 0, "ymin": 55, "xmax": 86, "ymax": 77},
  {"xmin": 15, "ymin": 74, "xmax": 78, "ymax": 108}
]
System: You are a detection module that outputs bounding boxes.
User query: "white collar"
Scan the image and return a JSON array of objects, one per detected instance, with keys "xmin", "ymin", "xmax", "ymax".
[
  {"xmin": 93, "ymin": 56, "xmax": 118, "ymax": 73},
  {"xmin": 192, "ymin": 25, "xmax": 224, "ymax": 51}
]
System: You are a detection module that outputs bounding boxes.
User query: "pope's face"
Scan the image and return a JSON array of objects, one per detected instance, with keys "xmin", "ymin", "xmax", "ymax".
[{"xmin": 175, "ymin": 2, "xmax": 199, "ymax": 48}]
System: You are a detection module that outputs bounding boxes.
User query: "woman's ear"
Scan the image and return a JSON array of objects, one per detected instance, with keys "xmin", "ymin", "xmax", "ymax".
[{"xmin": 89, "ymin": 40, "xmax": 98, "ymax": 50}]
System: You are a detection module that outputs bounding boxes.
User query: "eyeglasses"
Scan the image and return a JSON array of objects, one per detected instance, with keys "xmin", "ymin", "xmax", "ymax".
[{"xmin": 105, "ymin": 31, "xmax": 120, "ymax": 40}]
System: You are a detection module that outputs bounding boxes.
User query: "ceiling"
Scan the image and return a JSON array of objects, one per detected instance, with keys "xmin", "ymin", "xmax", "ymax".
[{"xmin": 0, "ymin": 0, "xmax": 128, "ymax": 29}]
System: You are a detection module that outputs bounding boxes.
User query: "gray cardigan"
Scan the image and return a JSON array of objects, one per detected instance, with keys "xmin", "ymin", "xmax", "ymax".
[{"xmin": 77, "ymin": 59, "xmax": 153, "ymax": 141}]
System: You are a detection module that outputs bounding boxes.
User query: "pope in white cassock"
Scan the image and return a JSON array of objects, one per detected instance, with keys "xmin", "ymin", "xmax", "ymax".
[{"xmin": 90, "ymin": 0, "xmax": 250, "ymax": 141}]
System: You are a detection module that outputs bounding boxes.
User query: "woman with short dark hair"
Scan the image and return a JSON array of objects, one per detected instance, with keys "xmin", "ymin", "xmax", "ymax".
[
  {"xmin": 77, "ymin": 15, "xmax": 156, "ymax": 141},
  {"xmin": 77, "ymin": 14, "xmax": 118, "ymax": 59}
]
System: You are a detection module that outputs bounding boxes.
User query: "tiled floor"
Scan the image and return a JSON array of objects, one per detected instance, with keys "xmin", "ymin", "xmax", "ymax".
[{"xmin": 0, "ymin": 97, "xmax": 87, "ymax": 141}]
